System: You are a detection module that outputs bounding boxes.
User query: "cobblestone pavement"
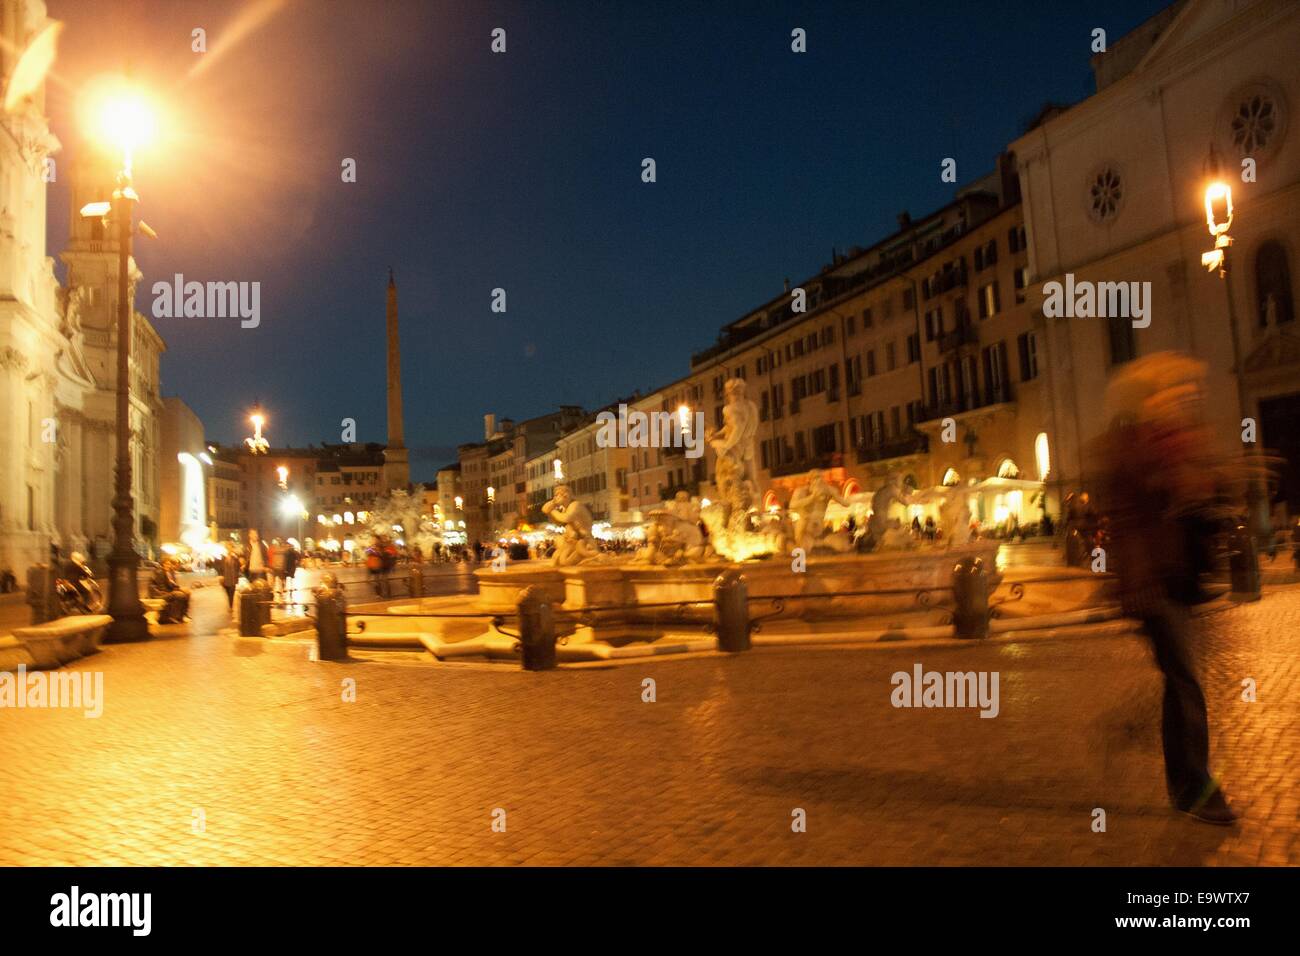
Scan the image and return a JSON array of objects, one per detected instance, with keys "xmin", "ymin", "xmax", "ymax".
[{"xmin": 2, "ymin": 582, "xmax": 1297, "ymax": 866}]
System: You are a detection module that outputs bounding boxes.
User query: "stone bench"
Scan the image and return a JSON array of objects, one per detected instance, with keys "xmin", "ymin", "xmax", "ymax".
[
  {"xmin": 11, "ymin": 615, "xmax": 113, "ymax": 669},
  {"xmin": 142, "ymin": 597, "xmax": 166, "ymax": 623}
]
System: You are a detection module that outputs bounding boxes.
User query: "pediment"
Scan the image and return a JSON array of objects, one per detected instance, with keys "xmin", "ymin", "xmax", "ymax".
[
  {"xmin": 1242, "ymin": 329, "xmax": 1300, "ymax": 373},
  {"xmin": 1131, "ymin": 0, "xmax": 1241, "ymax": 76}
]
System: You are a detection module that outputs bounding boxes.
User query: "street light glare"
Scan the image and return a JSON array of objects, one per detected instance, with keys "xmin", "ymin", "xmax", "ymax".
[
  {"xmin": 97, "ymin": 89, "xmax": 157, "ymax": 157},
  {"xmin": 1205, "ymin": 181, "xmax": 1233, "ymax": 236}
]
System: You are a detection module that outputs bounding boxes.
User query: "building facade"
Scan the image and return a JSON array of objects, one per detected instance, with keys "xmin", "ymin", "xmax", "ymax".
[
  {"xmin": 1, "ymin": 1, "xmax": 167, "ymax": 574},
  {"xmin": 1012, "ymin": 0, "xmax": 1300, "ymax": 516}
]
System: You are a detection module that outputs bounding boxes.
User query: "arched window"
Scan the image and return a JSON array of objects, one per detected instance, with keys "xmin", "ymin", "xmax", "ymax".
[
  {"xmin": 1255, "ymin": 241, "xmax": 1294, "ymax": 328},
  {"xmin": 942, "ymin": 468, "xmax": 961, "ymax": 487},
  {"xmin": 997, "ymin": 458, "xmax": 1020, "ymax": 479}
]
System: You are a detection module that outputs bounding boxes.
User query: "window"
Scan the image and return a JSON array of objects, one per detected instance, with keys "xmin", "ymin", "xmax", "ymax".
[
  {"xmin": 983, "ymin": 342, "xmax": 1008, "ymax": 400},
  {"xmin": 862, "ymin": 307, "xmax": 873, "ymax": 328},
  {"xmin": 795, "ymin": 432, "xmax": 807, "ymax": 461},
  {"xmin": 846, "ymin": 355, "xmax": 862, "ymax": 396},
  {"xmin": 865, "ymin": 350, "xmax": 876, "ymax": 377},
  {"xmin": 906, "ymin": 333, "xmax": 920, "ymax": 364},
  {"xmin": 870, "ymin": 411, "xmax": 885, "ymax": 446},
  {"xmin": 978, "ymin": 282, "xmax": 1000, "ymax": 319},
  {"xmin": 1230, "ymin": 89, "xmax": 1281, "ymax": 156},
  {"xmin": 882, "ymin": 297, "xmax": 893, "ymax": 321},
  {"xmin": 890, "ymin": 406, "xmax": 901, "ymax": 437},
  {"xmin": 1017, "ymin": 331, "xmax": 1039, "ymax": 381},
  {"xmin": 924, "ymin": 306, "xmax": 943, "ymax": 341},
  {"xmin": 886, "ymin": 341, "xmax": 897, "ymax": 371},
  {"xmin": 1087, "ymin": 165, "xmax": 1123, "ymax": 223},
  {"xmin": 1013, "ymin": 267, "xmax": 1028, "ymax": 302},
  {"xmin": 959, "ymin": 355, "xmax": 978, "ymax": 406},
  {"xmin": 1108, "ymin": 314, "xmax": 1136, "ymax": 366},
  {"xmin": 846, "ymin": 314, "xmax": 856, "ymax": 337},
  {"xmin": 812, "ymin": 423, "xmax": 838, "ymax": 456},
  {"xmin": 1255, "ymin": 240, "xmax": 1294, "ymax": 327}
]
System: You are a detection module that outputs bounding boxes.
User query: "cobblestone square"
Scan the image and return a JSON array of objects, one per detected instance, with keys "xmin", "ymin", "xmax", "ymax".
[{"xmin": 3, "ymin": 583, "xmax": 1297, "ymax": 866}]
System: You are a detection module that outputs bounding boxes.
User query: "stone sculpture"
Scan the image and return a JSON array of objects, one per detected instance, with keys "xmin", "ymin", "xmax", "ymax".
[
  {"xmin": 788, "ymin": 469, "xmax": 849, "ymax": 552},
  {"xmin": 541, "ymin": 484, "xmax": 598, "ymax": 566}
]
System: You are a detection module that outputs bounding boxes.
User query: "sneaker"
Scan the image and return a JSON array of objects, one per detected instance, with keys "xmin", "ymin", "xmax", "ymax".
[{"xmin": 1176, "ymin": 783, "xmax": 1238, "ymax": 826}]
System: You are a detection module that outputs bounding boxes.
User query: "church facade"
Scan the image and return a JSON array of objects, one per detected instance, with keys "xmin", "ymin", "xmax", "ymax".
[{"xmin": 0, "ymin": 0, "xmax": 165, "ymax": 577}]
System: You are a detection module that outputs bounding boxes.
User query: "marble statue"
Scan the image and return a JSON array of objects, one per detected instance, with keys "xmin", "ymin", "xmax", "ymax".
[
  {"xmin": 788, "ymin": 469, "xmax": 849, "ymax": 552},
  {"xmin": 940, "ymin": 489, "xmax": 973, "ymax": 549},
  {"xmin": 706, "ymin": 378, "xmax": 759, "ymax": 516},
  {"xmin": 636, "ymin": 506, "xmax": 711, "ymax": 566},
  {"xmin": 541, "ymin": 484, "xmax": 598, "ymax": 566},
  {"xmin": 866, "ymin": 474, "xmax": 911, "ymax": 550}
]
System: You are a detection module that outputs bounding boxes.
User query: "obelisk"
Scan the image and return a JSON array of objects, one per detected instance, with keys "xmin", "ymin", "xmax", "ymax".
[{"xmin": 384, "ymin": 269, "xmax": 410, "ymax": 491}]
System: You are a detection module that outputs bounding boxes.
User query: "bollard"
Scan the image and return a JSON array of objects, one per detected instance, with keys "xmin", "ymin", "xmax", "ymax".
[
  {"xmin": 517, "ymin": 586, "xmax": 556, "ymax": 671},
  {"xmin": 713, "ymin": 569, "xmax": 751, "ymax": 652},
  {"xmin": 409, "ymin": 565, "xmax": 424, "ymax": 599},
  {"xmin": 314, "ymin": 576, "xmax": 348, "ymax": 661},
  {"xmin": 1228, "ymin": 524, "xmax": 1261, "ymax": 601},
  {"xmin": 952, "ymin": 557, "xmax": 990, "ymax": 640},
  {"xmin": 26, "ymin": 564, "xmax": 58, "ymax": 624},
  {"xmin": 239, "ymin": 580, "xmax": 272, "ymax": 636}
]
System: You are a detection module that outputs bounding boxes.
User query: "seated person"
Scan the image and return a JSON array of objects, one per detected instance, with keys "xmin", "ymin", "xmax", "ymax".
[{"xmin": 150, "ymin": 560, "xmax": 191, "ymax": 623}]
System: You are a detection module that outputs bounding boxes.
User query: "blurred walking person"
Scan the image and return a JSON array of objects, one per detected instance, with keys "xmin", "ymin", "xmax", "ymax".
[
  {"xmin": 1096, "ymin": 352, "xmax": 1236, "ymax": 825},
  {"xmin": 219, "ymin": 547, "xmax": 242, "ymax": 612},
  {"xmin": 244, "ymin": 530, "xmax": 269, "ymax": 583}
]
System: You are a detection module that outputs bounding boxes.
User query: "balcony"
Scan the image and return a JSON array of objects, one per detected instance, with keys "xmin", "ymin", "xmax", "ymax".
[
  {"xmin": 770, "ymin": 451, "xmax": 840, "ymax": 477},
  {"xmin": 856, "ymin": 431, "xmax": 930, "ymax": 463},
  {"xmin": 937, "ymin": 323, "xmax": 978, "ymax": 354},
  {"xmin": 916, "ymin": 382, "xmax": 1015, "ymax": 423}
]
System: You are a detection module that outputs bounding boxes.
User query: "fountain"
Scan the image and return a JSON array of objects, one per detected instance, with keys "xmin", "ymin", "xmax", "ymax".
[{"xmin": 443, "ymin": 377, "xmax": 1003, "ymax": 649}]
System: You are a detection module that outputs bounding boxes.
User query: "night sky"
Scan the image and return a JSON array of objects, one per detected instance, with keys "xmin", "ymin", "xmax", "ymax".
[{"xmin": 45, "ymin": 0, "xmax": 1171, "ymax": 481}]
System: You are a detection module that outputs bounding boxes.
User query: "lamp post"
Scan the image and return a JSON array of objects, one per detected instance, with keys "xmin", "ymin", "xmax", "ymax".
[
  {"xmin": 1201, "ymin": 166, "xmax": 1271, "ymax": 547},
  {"xmin": 245, "ymin": 407, "xmax": 269, "ymax": 454},
  {"xmin": 83, "ymin": 84, "xmax": 155, "ymax": 643}
]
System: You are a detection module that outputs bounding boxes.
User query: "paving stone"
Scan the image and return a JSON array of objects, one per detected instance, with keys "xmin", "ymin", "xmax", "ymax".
[{"xmin": 2, "ymin": 583, "xmax": 1297, "ymax": 864}]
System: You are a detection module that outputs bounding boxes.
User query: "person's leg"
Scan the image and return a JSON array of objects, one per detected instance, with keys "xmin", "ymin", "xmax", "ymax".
[
  {"xmin": 224, "ymin": 585, "xmax": 235, "ymax": 609},
  {"xmin": 1143, "ymin": 605, "xmax": 1212, "ymax": 807}
]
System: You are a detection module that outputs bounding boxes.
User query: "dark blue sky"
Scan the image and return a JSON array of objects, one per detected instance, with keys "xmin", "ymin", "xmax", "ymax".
[{"xmin": 46, "ymin": 0, "xmax": 1171, "ymax": 481}]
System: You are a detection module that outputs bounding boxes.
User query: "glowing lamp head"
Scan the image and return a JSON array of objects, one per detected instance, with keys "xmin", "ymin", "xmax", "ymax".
[
  {"xmin": 95, "ymin": 88, "xmax": 156, "ymax": 163},
  {"xmin": 677, "ymin": 405, "xmax": 691, "ymax": 432},
  {"xmin": 1205, "ymin": 182, "xmax": 1233, "ymax": 237}
]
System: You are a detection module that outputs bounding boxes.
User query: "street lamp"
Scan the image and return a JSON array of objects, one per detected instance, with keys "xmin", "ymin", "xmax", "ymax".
[
  {"xmin": 81, "ymin": 80, "xmax": 156, "ymax": 643},
  {"xmin": 1202, "ymin": 161, "xmax": 1270, "ymax": 547}
]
